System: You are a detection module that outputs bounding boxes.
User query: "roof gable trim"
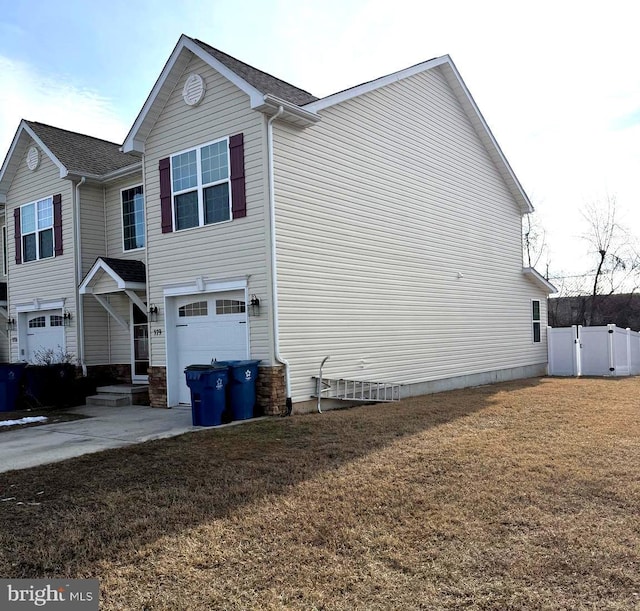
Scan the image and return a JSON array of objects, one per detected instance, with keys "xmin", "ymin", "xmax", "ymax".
[
  {"xmin": 524, "ymin": 267, "xmax": 557, "ymax": 294},
  {"xmin": 79, "ymin": 258, "xmax": 145, "ymax": 294},
  {"xmin": 0, "ymin": 121, "xmax": 68, "ymax": 198},
  {"xmin": 122, "ymin": 35, "xmax": 266, "ymax": 153},
  {"xmin": 303, "ymin": 56, "xmax": 450, "ymax": 113}
]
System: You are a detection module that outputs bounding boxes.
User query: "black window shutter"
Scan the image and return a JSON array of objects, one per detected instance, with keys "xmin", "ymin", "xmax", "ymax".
[
  {"xmin": 13, "ymin": 208, "xmax": 21, "ymax": 265},
  {"xmin": 53, "ymin": 193, "xmax": 63, "ymax": 256},
  {"xmin": 159, "ymin": 157, "xmax": 173, "ymax": 233},
  {"xmin": 229, "ymin": 133, "xmax": 246, "ymax": 219}
]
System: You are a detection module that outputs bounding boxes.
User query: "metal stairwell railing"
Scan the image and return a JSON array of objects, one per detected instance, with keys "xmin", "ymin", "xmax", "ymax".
[{"xmin": 311, "ymin": 356, "xmax": 401, "ymax": 413}]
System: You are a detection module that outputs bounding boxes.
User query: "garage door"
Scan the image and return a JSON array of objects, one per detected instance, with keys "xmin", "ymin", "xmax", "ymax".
[
  {"xmin": 174, "ymin": 292, "xmax": 248, "ymax": 404},
  {"xmin": 25, "ymin": 310, "xmax": 65, "ymax": 363}
]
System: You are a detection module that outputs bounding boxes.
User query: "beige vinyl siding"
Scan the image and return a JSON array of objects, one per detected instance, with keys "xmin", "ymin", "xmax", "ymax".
[
  {"xmin": 79, "ymin": 184, "xmax": 106, "ymax": 275},
  {"xmin": 102, "ymin": 293, "xmax": 132, "ymax": 365},
  {"xmin": 273, "ymin": 66, "xmax": 548, "ymax": 402},
  {"xmin": 5, "ymin": 146, "xmax": 77, "ymax": 362},
  {"xmin": 144, "ymin": 53, "xmax": 270, "ymax": 368},
  {"xmin": 78, "ymin": 183, "xmax": 111, "ymax": 364},
  {"xmin": 104, "ymin": 174, "xmax": 144, "ymax": 259},
  {"xmin": 83, "ymin": 295, "xmax": 110, "ymax": 364}
]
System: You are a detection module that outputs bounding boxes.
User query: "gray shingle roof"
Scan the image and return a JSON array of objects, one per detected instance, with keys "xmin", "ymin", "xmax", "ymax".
[
  {"xmin": 100, "ymin": 257, "xmax": 146, "ymax": 283},
  {"xmin": 26, "ymin": 122, "xmax": 140, "ymax": 177},
  {"xmin": 191, "ymin": 38, "xmax": 318, "ymax": 106}
]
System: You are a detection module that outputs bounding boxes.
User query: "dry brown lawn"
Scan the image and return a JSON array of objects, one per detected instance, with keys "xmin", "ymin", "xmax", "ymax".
[{"xmin": 1, "ymin": 376, "xmax": 639, "ymax": 610}]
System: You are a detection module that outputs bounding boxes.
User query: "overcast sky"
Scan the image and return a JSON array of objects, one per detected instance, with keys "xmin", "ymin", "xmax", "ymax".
[{"xmin": 1, "ymin": 0, "xmax": 638, "ymax": 281}]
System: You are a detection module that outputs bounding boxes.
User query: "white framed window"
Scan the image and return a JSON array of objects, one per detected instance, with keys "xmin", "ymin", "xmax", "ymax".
[
  {"xmin": 21, "ymin": 197, "xmax": 54, "ymax": 262},
  {"xmin": 122, "ymin": 185, "xmax": 145, "ymax": 251},
  {"xmin": 532, "ymin": 300, "xmax": 541, "ymax": 343},
  {"xmin": 171, "ymin": 137, "xmax": 231, "ymax": 231}
]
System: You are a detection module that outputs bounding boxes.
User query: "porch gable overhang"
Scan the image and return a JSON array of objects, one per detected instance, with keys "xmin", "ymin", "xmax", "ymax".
[
  {"xmin": 79, "ymin": 257, "xmax": 146, "ymax": 294},
  {"xmin": 79, "ymin": 257, "xmax": 146, "ymax": 331}
]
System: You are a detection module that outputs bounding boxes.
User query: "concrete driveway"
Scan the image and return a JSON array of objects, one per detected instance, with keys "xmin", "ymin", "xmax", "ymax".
[{"xmin": 0, "ymin": 404, "xmax": 200, "ymax": 473}]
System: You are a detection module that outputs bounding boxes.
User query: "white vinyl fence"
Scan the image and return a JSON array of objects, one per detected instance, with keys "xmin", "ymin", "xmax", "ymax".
[{"xmin": 548, "ymin": 324, "xmax": 640, "ymax": 377}]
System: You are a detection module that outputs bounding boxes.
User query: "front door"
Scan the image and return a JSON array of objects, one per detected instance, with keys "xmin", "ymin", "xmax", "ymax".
[{"xmin": 131, "ymin": 303, "xmax": 149, "ymax": 382}]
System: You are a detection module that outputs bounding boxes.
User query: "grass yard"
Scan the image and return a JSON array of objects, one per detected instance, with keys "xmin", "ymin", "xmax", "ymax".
[{"xmin": 1, "ymin": 376, "xmax": 639, "ymax": 610}]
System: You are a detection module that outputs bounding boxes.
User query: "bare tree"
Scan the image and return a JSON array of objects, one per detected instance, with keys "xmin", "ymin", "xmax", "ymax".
[
  {"xmin": 581, "ymin": 195, "xmax": 640, "ymax": 324},
  {"xmin": 523, "ymin": 212, "xmax": 549, "ymax": 271}
]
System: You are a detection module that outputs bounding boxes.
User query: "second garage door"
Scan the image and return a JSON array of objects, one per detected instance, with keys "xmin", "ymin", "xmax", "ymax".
[{"xmin": 174, "ymin": 291, "xmax": 249, "ymax": 404}]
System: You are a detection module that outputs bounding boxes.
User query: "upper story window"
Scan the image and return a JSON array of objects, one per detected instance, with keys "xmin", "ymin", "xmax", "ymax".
[
  {"xmin": 21, "ymin": 197, "xmax": 53, "ymax": 262},
  {"xmin": 532, "ymin": 300, "xmax": 541, "ymax": 343},
  {"xmin": 122, "ymin": 185, "xmax": 145, "ymax": 251},
  {"xmin": 171, "ymin": 138, "xmax": 231, "ymax": 231}
]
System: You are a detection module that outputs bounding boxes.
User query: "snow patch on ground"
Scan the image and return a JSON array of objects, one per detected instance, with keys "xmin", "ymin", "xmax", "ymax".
[{"xmin": 0, "ymin": 416, "xmax": 48, "ymax": 427}]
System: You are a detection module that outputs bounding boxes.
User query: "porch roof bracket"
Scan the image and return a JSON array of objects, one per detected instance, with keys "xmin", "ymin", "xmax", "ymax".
[
  {"xmin": 124, "ymin": 289, "xmax": 147, "ymax": 314},
  {"xmin": 92, "ymin": 294, "xmax": 129, "ymax": 331}
]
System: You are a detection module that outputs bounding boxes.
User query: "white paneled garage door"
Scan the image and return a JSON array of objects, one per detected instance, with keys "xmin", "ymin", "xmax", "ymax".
[
  {"xmin": 25, "ymin": 309, "xmax": 65, "ymax": 363},
  {"xmin": 174, "ymin": 291, "xmax": 248, "ymax": 404}
]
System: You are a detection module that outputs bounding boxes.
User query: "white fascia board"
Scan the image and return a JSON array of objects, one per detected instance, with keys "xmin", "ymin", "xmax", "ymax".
[
  {"xmin": 0, "ymin": 121, "xmax": 68, "ymax": 197},
  {"xmin": 302, "ymin": 56, "xmax": 450, "ymax": 113},
  {"xmin": 523, "ymin": 267, "xmax": 557, "ymax": 294},
  {"xmin": 122, "ymin": 36, "xmax": 266, "ymax": 153},
  {"xmin": 439, "ymin": 60, "xmax": 533, "ymax": 214}
]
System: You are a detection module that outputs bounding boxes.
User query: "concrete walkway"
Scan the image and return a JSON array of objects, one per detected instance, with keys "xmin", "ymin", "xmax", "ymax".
[{"xmin": 0, "ymin": 404, "xmax": 201, "ymax": 474}]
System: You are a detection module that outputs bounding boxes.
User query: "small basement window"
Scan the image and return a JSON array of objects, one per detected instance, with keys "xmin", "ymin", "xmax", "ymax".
[{"xmin": 532, "ymin": 300, "xmax": 541, "ymax": 343}]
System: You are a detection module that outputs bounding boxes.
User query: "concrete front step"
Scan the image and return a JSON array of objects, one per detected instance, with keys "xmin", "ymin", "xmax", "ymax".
[
  {"xmin": 96, "ymin": 384, "xmax": 149, "ymax": 396},
  {"xmin": 87, "ymin": 384, "xmax": 150, "ymax": 407},
  {"xmin": 85, "ymin": 394, "xmax": 130, "ymax": 407}
]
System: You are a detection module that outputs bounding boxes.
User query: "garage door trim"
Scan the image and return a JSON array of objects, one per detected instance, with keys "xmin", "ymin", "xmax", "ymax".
[{"xmin": 163, "ymin": 277, "xmax": 248, "ymax": 407}]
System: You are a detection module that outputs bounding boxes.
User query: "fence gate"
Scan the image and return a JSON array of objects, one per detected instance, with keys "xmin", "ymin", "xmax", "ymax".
[{"xmin": 548, "ymin": 324, "xmax": 640, "ymax": 377}]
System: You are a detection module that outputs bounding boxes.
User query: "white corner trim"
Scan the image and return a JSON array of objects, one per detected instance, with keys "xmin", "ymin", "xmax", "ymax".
[
  {"xmin": 16, "ymin": 298, "xmax": 66, "ymax": 313},
  {"xmin": 163, "ymin": 276, "xmax": 247, "ymax": 298}
]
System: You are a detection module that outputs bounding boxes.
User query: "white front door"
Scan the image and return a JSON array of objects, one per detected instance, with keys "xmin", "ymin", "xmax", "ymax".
[
  {"xmin": 25, "ymin": 309, "xmax": 65, "ymax": 363},
  {"xmin": 173, "ymin": 291, "xmax": 248, "ymax": 404}
]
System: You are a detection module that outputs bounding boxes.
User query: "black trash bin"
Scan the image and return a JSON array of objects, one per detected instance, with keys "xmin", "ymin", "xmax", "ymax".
[
  {"xmin": 217, "ymin": 360, "xmax": 260, "ymax": 420},
  {"xmin": 184, "ymin": 364, "xmax": 229, "ymax": 426},
  {"xmin": 0, "ymin": 363, "xmax": 27, "ymax": 412}
]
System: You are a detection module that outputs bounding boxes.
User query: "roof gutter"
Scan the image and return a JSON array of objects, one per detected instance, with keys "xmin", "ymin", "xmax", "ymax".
[
  {"xmin": 259, "ymin": 95, "xmax": 320, "ymax": 127},
  {"xmin": 267, "ymin": 105, "xmax": 293, "ymax": 415},
  {"xmin": 74, "ymin": 177, "xmax": 87, "ymax": 375}
]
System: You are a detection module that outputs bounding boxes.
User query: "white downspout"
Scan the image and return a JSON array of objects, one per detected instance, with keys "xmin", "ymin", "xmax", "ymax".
[
  {"xmin": 74, "ymin": 177, "xmax": 87, "ymax": 375},
  {"xmin": 267, "ymin": 106, "xmax": 292, "ymax": 415}
]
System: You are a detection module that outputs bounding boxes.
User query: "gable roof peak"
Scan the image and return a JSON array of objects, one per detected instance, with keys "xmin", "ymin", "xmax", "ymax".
[{"xmin": 189, "ymin": 37, "xmax": 318, "ymax": 106}]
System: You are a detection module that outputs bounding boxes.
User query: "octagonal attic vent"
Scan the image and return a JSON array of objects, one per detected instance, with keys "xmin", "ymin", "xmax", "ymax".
[
  {"xmin": 182, "ymin": 73, "xmax": 205, "ymax": 106},
  {"xmin": 26, "ymin": 146, "xmax": 40, "ymax": 171}
]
